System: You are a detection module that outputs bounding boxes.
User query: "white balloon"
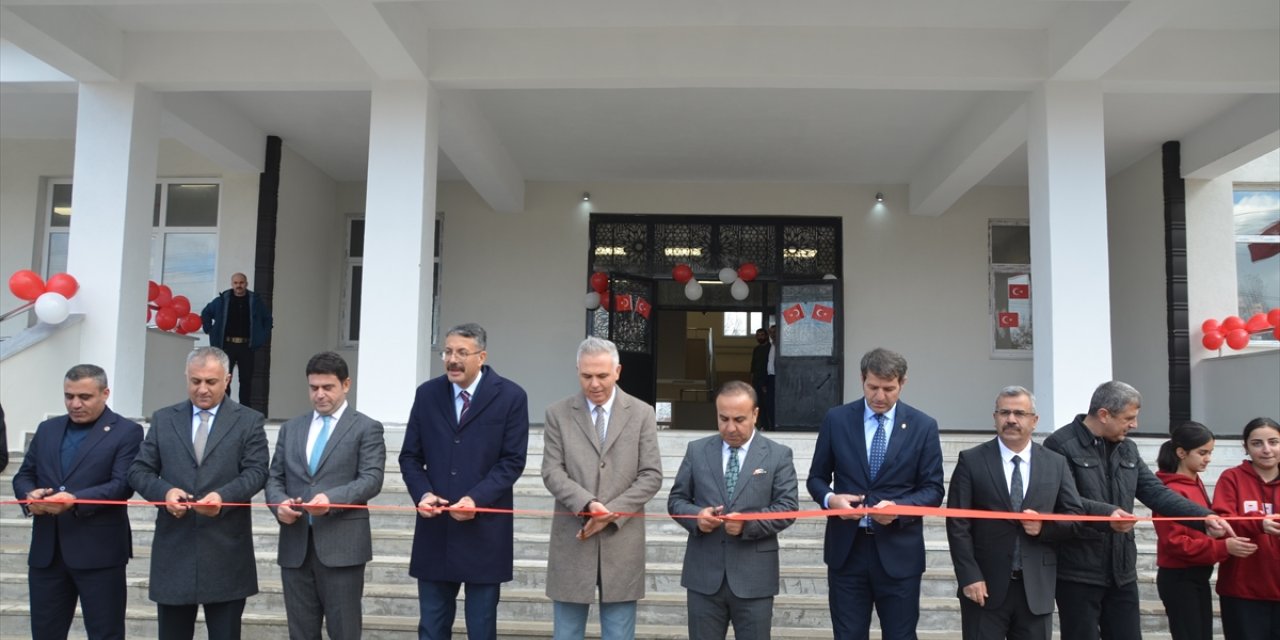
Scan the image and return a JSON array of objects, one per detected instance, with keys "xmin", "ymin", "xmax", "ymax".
[
  {"xmin": 730, "ymin": 278, "xmax": 750, "ymax": 300},
  {"xmin": 685, "ymin": 280, "xmax": 704, "ymax": 301},
  {"xmin": 584, "ymin": 291, "xmax": 601, "ymax": 310},
  {"xmin": 823, "ymin": 273, "xmax": 838, "ymax": 280},
  {"xmin": 34, "ymin": 292, "xmax": 70, "ymax": 324},
  {"xmin": 718, "ymin": 267, "xmax": 738, "ymax": 285}
]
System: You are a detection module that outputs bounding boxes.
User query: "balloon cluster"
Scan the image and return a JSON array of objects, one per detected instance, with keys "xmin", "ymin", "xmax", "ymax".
[
  {"xmin": 668, "ymin": 262, "xmax": 758, "ymax": 301},
  {"xmin": 584, "ymin": 272, "xmax": 609, "ymax": 310},
  {"xmin": 148, "ymin": 280, "xmax": 202, "ymax": 335},
  {"xmin": 7, "ymin": 269, "xmax": 78, "ymax": 324},
  {"xmin": 1200, "ymin": 309, "xmax": 1280, "ymax": 351}
]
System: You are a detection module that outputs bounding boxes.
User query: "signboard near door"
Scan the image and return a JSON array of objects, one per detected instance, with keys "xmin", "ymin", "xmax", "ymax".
[{"xmin": 774, "ymin": 280, "xmax": 843, "ymax": 429}]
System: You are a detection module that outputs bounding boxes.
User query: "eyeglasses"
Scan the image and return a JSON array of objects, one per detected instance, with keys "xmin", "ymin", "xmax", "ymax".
[
  {"xmin": 440, "ymin": 349, "xmax": 483, "ymax": 361},
  {"xmin": 995, "ymin": 409, "xmax": 1036, "ymax": 419}
]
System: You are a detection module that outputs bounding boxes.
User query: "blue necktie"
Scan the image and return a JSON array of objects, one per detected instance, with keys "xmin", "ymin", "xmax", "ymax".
[
  {"xmin": 863, "ymin": 413, "xmax": 888, "ymax": 528},
  {"xmin": 309, "ymin": 415, "xmax": 332, "ymax": 475}
]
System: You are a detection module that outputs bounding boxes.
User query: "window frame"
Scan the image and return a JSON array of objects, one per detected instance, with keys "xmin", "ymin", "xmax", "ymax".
[
  {"xmin": 340, "ymin": 213, "xmax": 443, "ymax": 348},
  {"xmin": 1232, "ymin": 182, "xmax": 1279, "ymax": 345},
  {"xmin": 989, "ymin": 219, "xmax": 1033, "ymax": 360}
]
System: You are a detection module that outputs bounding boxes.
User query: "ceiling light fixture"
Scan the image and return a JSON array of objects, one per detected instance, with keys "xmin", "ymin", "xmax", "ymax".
[
  {"xmin": 876, "ymin": 192, "xmax": 884, "ymax": 203},
  {"xmin": 582, "ymin": 192, "xmax": 591, "ymax": 202}
]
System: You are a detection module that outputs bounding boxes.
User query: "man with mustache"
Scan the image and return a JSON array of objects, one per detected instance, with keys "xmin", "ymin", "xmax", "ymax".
[
  {"xmin": 400, "ymin": 323, "xmax": 529, "ymax": 639},
  {"xmin": 946, "ymin": 386, "xmax": 1084, "ymax": 639}
]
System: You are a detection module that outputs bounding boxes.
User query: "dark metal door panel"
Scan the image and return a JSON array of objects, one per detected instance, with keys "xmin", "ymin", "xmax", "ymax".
[
  {"xmin": 774, "ymin": 280, "xmax": 843, "ymax": 430},
  {"xmin": 587, "ymin": 273, "xmax": 657, "ymax": 406}
]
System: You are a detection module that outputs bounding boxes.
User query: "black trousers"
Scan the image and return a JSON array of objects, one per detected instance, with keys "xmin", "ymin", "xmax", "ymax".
[
  {"xmin": 1156, "ymin": 566, "xmax": 1214, "ymax": 640},
  {"xmin": 222, "ymin": 341, "xmax": 255, "ymax": 409},
  {"xmin": 1220, "ymin": 595, "xmax": 1280, "ymax": 640},
  {"xmin": 1055, "ymin": 579, "xmax": 1141, "ymax": 640},
  {"xmin": 959, "ymin": 576, "xmax": 1051, "ymax": 640},
  {"xmin": 29, "ymin": 545, "xmax": 126, "ymax": 640},
  {"xmin": 157, "ymin": 599, "xmax": 246, "ymax": 640}
]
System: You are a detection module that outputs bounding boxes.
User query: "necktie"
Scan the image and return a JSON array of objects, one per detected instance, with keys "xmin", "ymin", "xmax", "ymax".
[
  {"xmin": 725, "ymin": 447, "xmax": 741, "ymax": 499},
  {"xmin": 309, "ymin": 415, "xmax": 332, "ymax": 475},
  {"xmin": 1011, "ymin": 454, "xmax": 1024, "ymax": 572},
  {"xmin": 194, "ymin": 410, "xmax": 212, "ymax": 464},
  {"xmin": 594, "ymin": 405, "xmax": 606, "ymax": 445},
  {"xmin": 459, "ymin": 390, "xmax": 471, "ymax": 422},
  {"xmin": 869, "ymin": 413, "xmax": 888, "ymax": 479}
]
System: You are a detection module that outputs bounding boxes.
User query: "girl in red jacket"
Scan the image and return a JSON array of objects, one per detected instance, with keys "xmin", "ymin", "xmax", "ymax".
[
  {"xmin": 1212, "ymin": 417, "xmax": 1280, "ymax": 640},
  {"xmin": 1154, "ymin": 421, "xmax": 1255, "ymax": 640}
]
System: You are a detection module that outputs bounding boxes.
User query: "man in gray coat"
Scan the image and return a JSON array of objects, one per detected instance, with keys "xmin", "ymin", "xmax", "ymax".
[
  {"xmin": 541, "ymin": 337, "xmax": 663, "ymax": 639},
  {"xmin": 265, "ymin": 352, "xmax": 385, "ymax": 639},
  {"xmin": 128, "ymin": 347, "xmax": 269, "ymax": 640},
  {"xmin": 668, "ymin": 381, "xmax": 799, "ymax": 640}
]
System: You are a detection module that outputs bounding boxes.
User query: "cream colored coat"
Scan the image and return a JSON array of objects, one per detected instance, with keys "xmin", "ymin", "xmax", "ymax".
[{"xmin": 541, "ymin": 387, "xmax": 662, "ymax": 603}]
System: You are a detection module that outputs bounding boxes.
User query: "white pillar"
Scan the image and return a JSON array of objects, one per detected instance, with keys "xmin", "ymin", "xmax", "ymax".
[
  {"xmin": 66, "ymin": 82, "xmax": 160, "ymax": 418},
  {"xmin": 1027, "ymin": 82, "xmax": 1113, "ymax": 429},
  {"xmin": 357, "ymin": 82, "xmax": 439, "ymax": 424}
]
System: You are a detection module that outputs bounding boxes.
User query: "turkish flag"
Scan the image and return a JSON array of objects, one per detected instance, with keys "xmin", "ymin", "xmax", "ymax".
[
  {"xmin": 614, "ymin": 294, "xmax": 633, "ymax": 313},
  {"xmin": 812, "ymin": 303, "xmax": 834, "ymax": 323},
  {"xmin": 1008, "ymin": 283, "xmax": 1030, "ymax": 299},
  {"xmin": 998, "ymin": 312, "xmax": 1020, "ymax": 328},
  {"xmin": 782, "ymin": 303, "xmax": 805, "ymax": 325},
  {"xmin": 635, "ymin": 297, "xmax": 651, "ymax": 319}
]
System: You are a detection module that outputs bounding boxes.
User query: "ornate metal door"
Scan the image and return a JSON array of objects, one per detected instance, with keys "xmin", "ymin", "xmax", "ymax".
[
  {"xmin": 774, "ymin": 280, "xmax": 843, "ymax": 430},
  {"xmin": 587, "ymin": 273, "xmax": 657, "ymax": 406}
]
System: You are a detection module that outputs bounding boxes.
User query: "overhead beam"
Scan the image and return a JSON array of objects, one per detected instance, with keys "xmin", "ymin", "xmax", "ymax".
[
  {"xmin": 0, "ymin": 6, "xmax": 121, "ymax": 81},
  {"xmin": 1181, "ymin": 94, "xmax": 1280, "ymax": 180},
  {"xmin": 322, "ymin": 1, "xmax": 427, "ymax": 80},
  {"xmin": 160, "ymin": 92, "xmax": 266, "ymax": 174},
  {"xmin": 438, "ymin": 89, "xmax": 525, "ymax": 214},
  {"xmin": 1046, "ymin": 0, "xmax": 1171, "ymax": 80},
  {"xmin": 1104, "ymin": 29, "xmax": 1280, "ymax": 94},
  {"xmin": 909, "ymin": 93, "xmax": 1027, "ymax": 217}
]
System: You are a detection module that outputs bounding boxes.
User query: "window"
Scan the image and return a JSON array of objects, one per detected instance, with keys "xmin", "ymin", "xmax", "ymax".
[
  {"xmin": 1234, "ymin": 185, "xmax": 1279, "ymax": 341},
  {"xmin": 44, "ymin": 180, "xmax": 220, "ymax": 309},
  {"xmin": 990, "ymin": 220, "xmax": 1032, "ymax": 358},
  {"xmin": 341, "ymin": 214, "xmax": 442, "ymax": 347},
  {"xmin": 722, "ymin": 311, "xmax": 765, "ymax": 337}
]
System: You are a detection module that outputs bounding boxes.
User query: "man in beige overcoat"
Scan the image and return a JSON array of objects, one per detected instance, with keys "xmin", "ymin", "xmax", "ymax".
[{"xmin": 541, "ymin": 336, "xmax": 663, "ymax": 639}]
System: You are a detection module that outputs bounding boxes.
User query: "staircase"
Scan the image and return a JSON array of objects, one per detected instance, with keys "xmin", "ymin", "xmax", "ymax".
[{"xmin": 0, "ymin": 428, "xmax": 1236, "ymax": 639}]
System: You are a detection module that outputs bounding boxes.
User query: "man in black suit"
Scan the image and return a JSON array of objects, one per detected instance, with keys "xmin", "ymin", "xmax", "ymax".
[
  {"xmin": 128, "ymin": 346, "xmax": 269, "ymax": 640},
  {"xmin": 946, "ymin": 386, "xmax": 1085, "ymax": 640},
  {"xmin": 12, "ymin": 364, "xmax": 144, "ymax": 640},
  {"xmin": 749, "ymin": 328, "xmax": 771, "ymax": 430}
]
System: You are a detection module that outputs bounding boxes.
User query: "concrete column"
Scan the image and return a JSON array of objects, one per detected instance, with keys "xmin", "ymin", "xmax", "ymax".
[
  {"xmin": 66, "ymin": 82, "xmax": 160, "ymax": 418},
  {"xmin": 357, "ymin": 82, "xmax": 439, "ymax": 424},
  {"xmin": 1027, "ymin": 82, "xmax": 1113, "ymax": 429}
]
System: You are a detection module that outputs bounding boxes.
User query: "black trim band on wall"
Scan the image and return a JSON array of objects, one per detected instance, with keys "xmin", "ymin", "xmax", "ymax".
[
  {"xmin": 1162, "ymin": 141, "xmax": 1191, "ymax": 430},
  {"xmin": 251, "ymin": 135, "xmax": 282, "ymax": 416}
]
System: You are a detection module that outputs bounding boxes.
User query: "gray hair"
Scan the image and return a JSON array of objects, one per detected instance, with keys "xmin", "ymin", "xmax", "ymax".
[
  {"xmin": 65, "ymin": 364, "xmax": 108, "ymax": 390},
  {"xmin": 996, "ymin": 385, "xmax": 1036, "ymax": 413},
  {"xmin": 1088, "ymin": 381, "xmax": 1141, "ymax": 416},
  {"xmin": 187, "ymin": 346, "xmax": 230, "ymax": 373},
  {"xmin": 576, "ymin": 336, "xmax": 620, "ymax": 367},
  {"xmin": 446, "ymin": 323, "xmax": 487, "ymax": 351},
  {"xmin": 859, "ymin": 347, "xmax": 908, "ymax": 382}
]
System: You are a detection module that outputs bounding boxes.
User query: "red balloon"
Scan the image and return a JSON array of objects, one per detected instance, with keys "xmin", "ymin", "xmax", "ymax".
[
  {"xmin": 181, "ymin": 312, "xmax": 202, "ymax": 334},
  {"xmin": 170, "ymin": 295, "xmax": 191, "ymax": 317},
  {"xmin": 1201, "ymin": 331, "xmax": 1225, "ymax": 350},
  {"xmin": 737, "ymin": 263, "xmax": 758, "ymax": 282},
  {"xmin": 672, "ymin": 264, "xmax": 693, "ymax": 284},
  {"xmin": 1269, "ymin": 308, "xmax": 1280, "ymax": 328},
  {"xmin": 590, "ymin": 272, "xmax": 609, "ymax": 294},
  {"xmin": 1246, "ymin": 313, "xmax": 1269, "ymax": 334},
  {"xmin": 155, "ymin": 307, "xmax": 178, "ymax": 331},
  {"xmin": 148, "ymin": 280, "xmax": 160, "ymax": 302},
  {"xmin": 175, "ymin": 324, "xmax": 190, "ymax": 335},
  {"xmin": 146, "ymin": 306, "xmax": 153, "ymax": 322},
  {"xmin": 1221, "ymin": 315, "xmax": 1245, "ymax": 332},
  {"xmin": 599, "ymin": 294, "xmax": 611, "ymax": 312},
  {"xmin": 1200, "ymin": 318, "xmax": 1220, "ymax": 334},
  {"xmin": 1225, "ymin": 329, "xmax": 1250, "ymax": 350},
  {"xmin": 45, "ymin": 273, "xmax": 79, "ymax": 299},
  {"xmin": 154, "ymin": 285, "xmax": 173, "ymax": 308},
  {"xmin": 8, "ymin": 269, "xmax": 45, "ymax": 302}
]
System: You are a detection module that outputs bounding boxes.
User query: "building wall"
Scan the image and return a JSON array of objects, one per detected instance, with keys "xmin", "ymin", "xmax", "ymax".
[{"xmin": 1106, "ymin": 149, "xmax": 1171, "ymax": 433}]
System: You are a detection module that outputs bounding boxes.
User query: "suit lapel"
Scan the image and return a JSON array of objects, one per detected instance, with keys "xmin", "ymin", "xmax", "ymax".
[
  {"xmin": 848, "ymin": 401, "xmax": 871, "ymax": 485},
  {"xmin": 569, "ymin": 396, "xmax": 601, "ymax": 454},
  {"xmin": 1022, "ymin": 443, "xmax": 1050, "ymax": 508},
  {"xmin": 728, "ymin": 436, "xmax": 768, "ymax": 510},
  {"xmin": 458, "ymin": 367, "xmax": 497, "ymax": 431},
  {"xmin": 202, "ymin": 401, "xmax": 238, "ymax": 462},
  {"xmin": 170, "ymin": 404, "xmax": 199, "ymax": 464},
  {"xmin": 315, "ymin": 410, "xmax": 356, "ymax": 473},
  {"xmin": 63, "ymin": 410, "xmax": 113, "ymax": 479},
  {"xmin": 289, "ymin": 414, "xmax": 312, "ymax": 475},
  {"xmin": 705, "ymin": 437, "xmax": 729, "ymax": 505},
  {"xmin": 877, "ymin": 405, "xmax": 910, "ymax": 480},
  {"xmin": 600, "ymin": 391, "xmax": 628, "ymax": 456},
  {"xmin": 48, "ymin": 418, "xmax": 70, "ymax": 480},
  {"xmin": 981, "ymin": 439, "xmax": 1014, "ymax": 511}
]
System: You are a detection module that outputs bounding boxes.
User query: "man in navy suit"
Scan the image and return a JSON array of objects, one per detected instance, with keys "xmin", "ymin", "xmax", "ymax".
[
  {"xmin": 400, "ymin": 323, "xmax": 529, "ymax": 639},
  {"xmin": 12, "ymin": 364, "xmax": 144, "ymax": 640},
  {"xmin": 807, "ymin": 347, "xmax": 945, "ymax": 640}
]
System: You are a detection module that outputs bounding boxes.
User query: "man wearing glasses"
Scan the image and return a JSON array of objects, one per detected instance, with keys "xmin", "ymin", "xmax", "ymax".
[
  {"xmin": 945, "ymin": 386, "xmax": 1084, "ymax": 640},
  {"xmin": 400, "ymin": 323, "xmax": 530, "ymax": 639}
]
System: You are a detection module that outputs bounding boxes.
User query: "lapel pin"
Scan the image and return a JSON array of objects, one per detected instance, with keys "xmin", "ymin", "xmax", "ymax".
[
  {"xmin": 900, "ymin": 423, "xmax": 906, "ymax": 430},
  {"xmin": 104, "ymin": 426, "xmax": 111, "ymax": 432}
]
